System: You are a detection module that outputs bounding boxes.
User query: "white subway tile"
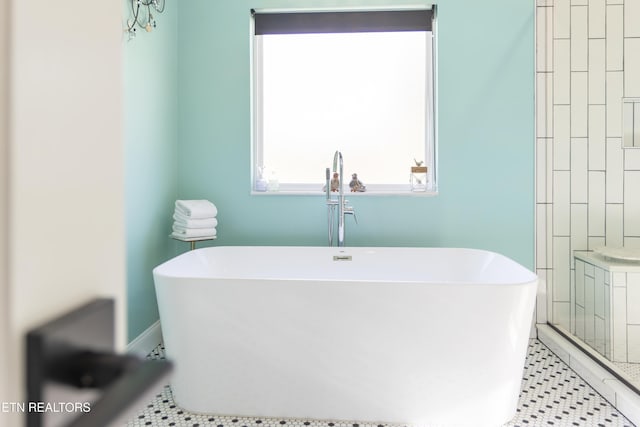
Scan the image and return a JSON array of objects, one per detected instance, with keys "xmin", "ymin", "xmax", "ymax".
[
  {"xmin": 571, "ymin": 138, "xmax": 588, "ymax": 202},
  {"xmin": 576, "ymin": 260, "xmax": 585, "ymax": 306},
  {"xmin": 554, "ymin": 301, "xmax": 571, "ymax": 331},
  {"xmin": 589, "ymin": 0, "xmax": 606, "ymax": 38},
  {"xmin": 571, "ymin": 203, "xmax": 589, "ymax": 255},
  {"xmin": 624, "ymin": 171, "xmax": 640, "ymax": 236},
  {"xmin": 572, "ymin": 0, "xmax": 588, "ymax": 4},
  {"xmin": 613, "ymin": 271, "xmax": 627, "ymax": 287},
  {"xmin": 571, "ymin": 6, "xmax": 588, "ymax": 71},
  {"xmin": 554, "ymin": 40, "xmax": 571, "ymax": 104},
  {"xmin": 570, "ymin": 268, "xmax": 576, "ymax": 333},
  {"xmin": 585, "ymin": 274, "xmax": 595, "ymax": 346},
  {"xmin": 536, "ymin": 270, "xmax": 548, "ymax": 324},
  {"xmin": 537, "ymin": 138, "xmax": 548, "ymax": 203},
  {"xmin": 612, "ymin": 286, "xmax": 628, "ymax": 362},
  {"xmin": 627, "ymin": 273, "xmax": 640, "ymax": 324},
  {"xmin": 553, "ymin": 236, "xmax": 571, "ymax": 301},
  {"xmin": 546, "ymin": 204, "xmax": 554, "ymax": 267},
  {"xmin": 536, "ymin": 7, "xmax": 554, "ymax": 72},
  {"xmin": 605, "ymin": 282, "xmax": 611, "ymax": 359},
  {"xmin": 585, "ymin": 263, "xmax": 595, "ymax": 277},
  {"xmin": 607, "ymin": 0, "xmax": 623, "ymax": 4},
  {"xmin": 636, "ymin": 103, "xmax": 640, "ymax": 147},
  {"xmin": 595, "ymin": 316, "xmax": 606, "ymax": 355},
  {"xmin": 606, "ymin": 138, "xmax": 624, "ymax": 203},
  {"xmin": 623, "ymin": 101, "xmax": 634, "ymax": 147},
  {"xmin": 606, "ymin": 5, "xmax": 624, "ymax": 71},
  {"xmin": 570, "ymin": 269, "xmax": 576, "ymax": 330},
  {"xmin": 625, "ymin": 237, "xmax": 640, "ymax": 248},
  {"xmin": 589, "ymin": 236, "xmax": 606, "ymax": 249},
  {"xmin": 537, "ymin": 269, "xmax": 548, "ymax": 283},
  {"xmin": 606, "ymin": 71, "xmax": 624, "ymax": 137},
  {"xmin": 628, "ymin": 325, "xmax": 640, "ymax": 362},
  {"xmin": 625, "ymin": 146, "xmax": 640, "ymax": 170},
  {"xmin": 537, "ymin": 204, "xmax": 548, "ymax": 269},
  {"xmin": 537, "ymin": 0, "xmax": 554, "ymax": 5},
  {"xmin": 588, "ymin": 39, "xmax": 606, "ymax": 104},
  {"xmin": 595, "ymin": 267, "xmax": 606, "ymax": 317},
  {"xmin": 625, "ymin": 0, "xmax": 640, "ymax": 37},
  {"xmin": 536, "ymin": 73, "xmax": 553, "ymax": 138},
  {"xmin": 541, "ymin": 138, "xmax": 553, "ymax": 204},
  {"xmin": 553, "ymin": 171, "xmax": 571, "ymax": 235},
  {"xmin": 624, "ymin": 38, "xmax": 640, "ymax": 97},
  {"xmin": 588, "ymin": 105, "xmax": 606, "ymax": 170},
  {"xmin": 554, "ymin": 106, "xmax": 571, "ymax": 169},
  {"xmin": 606, "ymin": 204, "xmax": 624, "ymax": 247},
  {"xmin": 576, "ymin": 304, "xmax": 585, "ymax": 339},
  {"xmin": 555, "ymin": 0, "xmax": 571, "ymax": 39},
  {"xmin": 547, "ymin": 270, "xmax": 554, "ymax": 321},
  {"xmin": 571, "ymin": 72, "xmax": 588, "ymax": 137},
  {"xmin": 588, "ymin": 171, "xmax": 606, "ymax": 236}
]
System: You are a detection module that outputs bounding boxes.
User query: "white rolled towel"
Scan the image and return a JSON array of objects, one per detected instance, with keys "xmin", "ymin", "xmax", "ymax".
[
  {"xmin": 173, "ymin": 212, "xmax": 218, "ymax": 228},
  {"xmin": 175, "ymin": 200, "xmax": 218, "ymax": 219},
  {"xmin": 171, "ymin": 225, "xmax": 217, "ymax": 238}
]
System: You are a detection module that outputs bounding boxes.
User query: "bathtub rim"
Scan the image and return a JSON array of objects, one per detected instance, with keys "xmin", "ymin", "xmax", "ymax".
[{"xmin": 153, "ymin": 245, "xmax": 537, "ymax": 287}]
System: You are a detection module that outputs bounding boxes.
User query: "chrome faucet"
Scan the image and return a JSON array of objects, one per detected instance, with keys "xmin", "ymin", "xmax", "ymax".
[{"xmin": 326, "ymin": 151, "xmax": 355, "ymax": 246}]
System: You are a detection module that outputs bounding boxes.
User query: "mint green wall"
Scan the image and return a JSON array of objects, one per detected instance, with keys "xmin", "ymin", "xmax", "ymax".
[
  {"xmin": 177, "ymin": 1, "xmax": 535, "ymax": 267},
  {"xmin": 123, "ymin": 0, "xmax": 534, "ymax": 342},
  {"xmin": 124, "ymin": 1, "xmax": 178, "ymax": 341}
]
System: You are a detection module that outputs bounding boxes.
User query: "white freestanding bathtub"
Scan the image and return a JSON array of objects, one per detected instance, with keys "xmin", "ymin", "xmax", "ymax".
[{"xmin": 153, "ymin": 246, "xmax": 537, "ymax": 427}]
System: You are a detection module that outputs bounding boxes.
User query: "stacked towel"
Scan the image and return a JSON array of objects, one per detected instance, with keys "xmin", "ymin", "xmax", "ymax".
[{"xmin": 171, "ymin": 200, "xmax": 218, "ymax": 239}]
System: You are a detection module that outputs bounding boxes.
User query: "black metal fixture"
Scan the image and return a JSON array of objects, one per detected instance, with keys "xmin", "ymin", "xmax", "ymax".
[
  {"xmin": 26, "ymin": 299, "xmax": 173, "ymax": 427},
  {"xmin": 126, "ymin": 0, "xmax": 166, "ymax": 40}
]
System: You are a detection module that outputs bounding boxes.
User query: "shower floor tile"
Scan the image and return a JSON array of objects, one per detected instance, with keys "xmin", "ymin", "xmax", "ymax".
[
  {"xmin": 126, "ymin": 340, "xmax": 636, "ymax": 427},
  {"xmin": 612, "ymin": 361, "xmax": 640, "ymax": 388}
]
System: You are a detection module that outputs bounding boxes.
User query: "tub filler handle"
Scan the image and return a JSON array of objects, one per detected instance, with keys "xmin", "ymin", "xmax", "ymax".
[{"xmin": 344, "ymin": 204, "xmax": 357, "ymax": 224}]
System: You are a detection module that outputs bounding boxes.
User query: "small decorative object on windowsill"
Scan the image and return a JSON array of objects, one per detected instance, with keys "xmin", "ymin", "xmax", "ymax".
[
  {"xmin": 255, "ymin": 166, "xmax": 268, "ymax": 192},
  {"xmin": 267, "ymin": 169, "xmax": 280, "ymax": 192},
  {"xmin": 411, "ymin": 159, "xmax": 428, "ymax": 192},
  {"xmin": 349, "ymin": 173, "xmax": 366, "ymax": 192},
  {"xmin": 330, "ymin": 172, "xmax": 340, "ymax": 192}
]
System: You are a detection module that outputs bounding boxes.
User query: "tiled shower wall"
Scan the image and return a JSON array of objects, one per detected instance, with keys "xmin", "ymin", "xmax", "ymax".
[{"xmin": 536, "ymin": 0, "xmax": 640, "ymax": 331}]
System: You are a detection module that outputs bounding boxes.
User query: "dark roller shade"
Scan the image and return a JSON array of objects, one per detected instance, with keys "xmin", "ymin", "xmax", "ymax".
[{"xmin": 253, "ymin": 9, "xmax": 433, "ymax": 35}]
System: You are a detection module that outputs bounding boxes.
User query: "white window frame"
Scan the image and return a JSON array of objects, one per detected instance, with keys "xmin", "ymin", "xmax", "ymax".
[{"xmin": 250, "ymin": 6, "xmax": 438, "ymax": 195}]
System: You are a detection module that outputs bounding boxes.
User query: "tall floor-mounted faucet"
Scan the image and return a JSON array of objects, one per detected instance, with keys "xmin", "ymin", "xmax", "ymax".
[{"xmin": 326, "ymin": 151, "xmax": 356, "ymax": 246}]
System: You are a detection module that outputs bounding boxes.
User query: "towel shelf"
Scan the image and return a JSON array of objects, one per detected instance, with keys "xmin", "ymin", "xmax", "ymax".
[{"xmin": 170, "ymin": 234, "xmax": 217, "ymax": 250}]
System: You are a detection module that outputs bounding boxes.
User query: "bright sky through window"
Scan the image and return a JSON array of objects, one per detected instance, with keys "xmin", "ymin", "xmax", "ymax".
[{"xmin": 259, "ymin": 31, "xmax": 428, "ymax": 186}]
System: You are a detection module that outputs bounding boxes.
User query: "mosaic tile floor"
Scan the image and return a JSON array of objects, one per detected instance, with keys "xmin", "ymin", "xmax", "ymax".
[
  {"xmin": 125, "ymin": 340, "xmax": 636, "ymax": 427},
  {"xmin": 613, "ymin": 361, "xmax": 640, "ymax": 389}
]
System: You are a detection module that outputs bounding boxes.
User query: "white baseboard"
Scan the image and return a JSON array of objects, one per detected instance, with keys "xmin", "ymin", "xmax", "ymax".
[{"xmin": 127, "ymin": 320, "xmax": 163, "ymax": 357}]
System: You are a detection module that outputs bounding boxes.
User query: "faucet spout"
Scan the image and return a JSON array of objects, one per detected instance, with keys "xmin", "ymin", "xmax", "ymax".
[
  {"xmin": 332, "ymin": 151, "xmax": 346, "ymax": 246},
  {"xmin": 333, "ymin": 151, "xmax": 342, "ymax": 174}
]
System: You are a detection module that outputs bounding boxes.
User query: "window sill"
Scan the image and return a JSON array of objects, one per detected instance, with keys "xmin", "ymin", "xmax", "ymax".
[{"xmin": 251, "ymin": 189, "xmax": 438, "ymax": 197}]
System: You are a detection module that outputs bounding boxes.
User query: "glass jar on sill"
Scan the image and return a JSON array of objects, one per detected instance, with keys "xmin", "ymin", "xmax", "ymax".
[{"xmin": 410, "ymin": 166, "xmax": 428, "ymax": 192}]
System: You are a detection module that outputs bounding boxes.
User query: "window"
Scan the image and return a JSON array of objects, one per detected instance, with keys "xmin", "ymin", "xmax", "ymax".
[{"xmin": 251, "ymin": 8, "xmax": 437, "ymax": 193}]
